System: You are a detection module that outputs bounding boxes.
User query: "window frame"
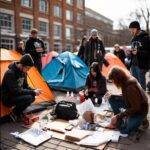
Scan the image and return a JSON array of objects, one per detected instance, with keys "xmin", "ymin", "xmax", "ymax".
[{"xmin": 21, "ymin": 0, "xmax": 32, "ymax": 8}]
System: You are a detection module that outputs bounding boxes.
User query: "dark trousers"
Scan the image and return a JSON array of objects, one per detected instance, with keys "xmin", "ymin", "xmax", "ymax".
[
  {"xmin": 10, "ymin": 95, "xmax": 35, "ymax": 116},
  {"xmin": 109, "ymin": 95, "xmax": 145, "ymax": 135},
  {"xmin": 88, "ymin": 92, "xmax": 103, "ymax": 105},
  {"xmin": 34, "ymin": 58, "xmax": 42, "ymax": 73}
]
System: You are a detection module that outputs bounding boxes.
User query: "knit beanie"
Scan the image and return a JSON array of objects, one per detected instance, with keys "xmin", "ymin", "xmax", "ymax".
[
  {"xmin": 129, "ymin": 21, "xmax": 141, "ymax": 30},
  {"xmin": 20, "ymin": 54, "xmax": 34, "ymax": 67}
]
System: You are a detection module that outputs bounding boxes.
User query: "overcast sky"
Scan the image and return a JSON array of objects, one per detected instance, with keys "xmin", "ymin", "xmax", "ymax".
[{"xmin": 85, "ymin": 0, "xmax": 150, "ymax": 29}]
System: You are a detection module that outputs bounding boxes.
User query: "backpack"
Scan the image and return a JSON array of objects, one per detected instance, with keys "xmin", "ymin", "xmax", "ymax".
[{"xmin": 52, "ymin": 101, "xmax": 79, "ymax": 120}]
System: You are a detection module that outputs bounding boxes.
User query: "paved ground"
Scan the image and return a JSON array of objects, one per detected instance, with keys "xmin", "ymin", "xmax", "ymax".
[{"xmin": 0, "ymin": 83, "xmax": 150, "ymax": 150}]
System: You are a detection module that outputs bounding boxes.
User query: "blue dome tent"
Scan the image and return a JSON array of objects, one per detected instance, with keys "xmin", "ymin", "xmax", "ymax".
[{"xmin": 42, "ymin": 51, "xmax": 89, "ymax": 91}]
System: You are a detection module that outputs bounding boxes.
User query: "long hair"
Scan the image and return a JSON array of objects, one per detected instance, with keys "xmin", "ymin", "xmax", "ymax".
[
  {"xmin": 80, "ymin": 37, "xmax": 87, "ymax": 47},
  {"xmin": 108, "ymin": 66, "xmax": 131, "ymax": 88},
  {"xmin": 89, "ymin": 62, "xmax": 103, "ymax": 80}
]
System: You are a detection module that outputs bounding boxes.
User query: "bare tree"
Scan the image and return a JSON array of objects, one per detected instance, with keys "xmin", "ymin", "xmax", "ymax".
[{"xmin": 129, "ymin": 0, "xmax": 150, "ymax": 34}]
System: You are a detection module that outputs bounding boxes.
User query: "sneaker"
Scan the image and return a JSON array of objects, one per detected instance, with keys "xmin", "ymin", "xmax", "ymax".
[
  {"xmin": 9, "ymin": 112, "xmax": 17, "ymax": 122},
  {"xmin": 120, "ymin": 133, "xmax": 128, "ymax": 137}
]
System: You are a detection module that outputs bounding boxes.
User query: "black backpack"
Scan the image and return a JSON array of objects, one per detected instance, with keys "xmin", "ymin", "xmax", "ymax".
[{"xmin": 52, "ymin": 101, "xmax": 79, "ymax": 120}]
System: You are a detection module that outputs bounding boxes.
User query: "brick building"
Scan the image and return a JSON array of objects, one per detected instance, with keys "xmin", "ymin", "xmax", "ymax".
[
  {"xmin": 0, "ymin": 0, "xmax": 85, "ymax": 52},
  {"xmin": 85, "ymin": 7, "xmax": 116, "ymax": 47}
]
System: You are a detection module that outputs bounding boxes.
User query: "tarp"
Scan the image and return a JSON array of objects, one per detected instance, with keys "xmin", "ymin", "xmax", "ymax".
[
  {"xmin": 42, "ymin": 51, "xmax": 89, "ymax": 91},
  {"xmin": 41, "ymin": 51, "xmax": 59, "ymax": 69},
  {"xmin": 0, "ymin": 49, "xmax": 54, "ymax": 117},
  {"xmin": 102, "ymin": 53, "xmax": 127, "ymax": 78}
]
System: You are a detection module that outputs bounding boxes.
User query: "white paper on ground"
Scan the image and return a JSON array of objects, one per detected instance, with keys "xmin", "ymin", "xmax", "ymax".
[
  {"xmin": 76, "ymin": 131, "xmax": 110, "ymax": 146},
  {"xmin": 11, "ymin": 128, "xmax": 52, "ymax": 146},
  {"xmin": 77, "ymin": 99, "xmax": 95, "ymax": 115},
  {"xmin": 76, "ymin": 130, "xmax": 120, "ymax": 146}
]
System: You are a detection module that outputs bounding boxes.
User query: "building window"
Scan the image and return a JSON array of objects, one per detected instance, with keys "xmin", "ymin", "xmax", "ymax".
[
  {"xmin": 77, "ymin": 13, "xmax": 83, "ymax": 24},
  {"xmin": 0, "ymin": 13, "xmax": 13, "ymax": 31},
  {"xmin": 54, "ymin": 24, "xmax": 61, "ymax": 39},
  {"xmin": 22, "ymin": 18, "xmax": 32, "ymax": 32},
  {"xmin": 54, "ymin": 5, "xmax": 61, "ymax": 18},
  {"xmin": 66, "ymin": 27, "xmax": 73, "ymax": 39},
  {"xmin": 39, "ymin": 21, "xmax": 48, "ymax": 35},
  {"xmin": 21, "ymin": 0, "xmax": 32, "ymax": 7},
  {"xmin": 66, "ymin": 43, "xmax": 73, "ymax": 52},
  {"xmin": 66, "ymin": 0, "xmax": 73, "ymax": 5},
  {"xmin": 39, "ymin": 0, "xmax": 48, "ymax": 12},
  {"xmin": 66, "ymin": 10, "xmax": 73, "ymax": 21},
  {"xmin": 1, "ymin": 37, "xmax": 15, "ymax": 50},
  {"xmin": 54, "ymin": 43, "xmax": 62, "ymax": 53},
  {"xmin": 77, "ymin": 0, "xmax": 83, "ymax": 9}
]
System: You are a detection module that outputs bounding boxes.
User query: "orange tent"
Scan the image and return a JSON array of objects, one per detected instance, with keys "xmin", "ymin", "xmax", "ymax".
[
  {"xmin": 102, "ymin": 53, "xmax": 128, "ymax": 78},
  {"xmin": 0, "ymin": 49, "xmax": 55, "ymax": 117}
]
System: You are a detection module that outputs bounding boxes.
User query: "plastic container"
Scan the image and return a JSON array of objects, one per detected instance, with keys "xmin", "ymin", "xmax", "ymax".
[{"xmin": 79, "ymin": 91, "xmax": 85, "ymax": 103}]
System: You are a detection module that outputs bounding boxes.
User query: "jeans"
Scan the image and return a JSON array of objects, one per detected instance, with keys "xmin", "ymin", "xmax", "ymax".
[
  {"xmin": 109, "ymin": 96, "xmax": 145, "ymax": 135},
  {"xmin": 130, "ymin": 65, "xmax": 146, "ymax": 90},
  {"xmin": 10, "ymin": 95, "xmax": 35, "ymax": 116}
]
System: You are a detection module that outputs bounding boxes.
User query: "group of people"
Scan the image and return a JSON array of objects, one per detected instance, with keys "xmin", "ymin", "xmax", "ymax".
[
  {"xmin": 78, "ymin": 21, "xmax": 149, "ymax": 136},
  {"xmin": 1, "ymin": 21, "xmax": 150, "ymax": 137}
]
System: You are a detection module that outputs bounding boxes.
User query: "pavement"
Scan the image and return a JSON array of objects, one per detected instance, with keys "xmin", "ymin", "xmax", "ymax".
[{"xmin": 0, "ymin": 83, "xmax": 150, "ymax": 150}]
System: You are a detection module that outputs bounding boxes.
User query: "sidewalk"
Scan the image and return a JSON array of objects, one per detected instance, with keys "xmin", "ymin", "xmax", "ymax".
[{"xmin": 0, "ymin": 83, "xmax": 150, "ymax": 150}]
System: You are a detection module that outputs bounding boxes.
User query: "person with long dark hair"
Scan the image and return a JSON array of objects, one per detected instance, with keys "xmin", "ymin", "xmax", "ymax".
[
  {"xmin": 107, "ymin": 67, "xmax": 149, "ymax": 135},
  {"xmin": 77, "ymin": 36, "xmax": 87, "ymax": 62},
  {"xmin": 85, "ymin": 62, "xmax": 107, "ymax": 106}
]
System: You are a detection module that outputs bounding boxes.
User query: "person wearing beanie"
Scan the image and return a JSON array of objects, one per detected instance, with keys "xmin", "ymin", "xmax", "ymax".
[
  {"xmin": 84, "ymin": 28, "xmax": 109, "ymax": 69},
  {"xmin": 129, "ymin": 21, "xmax": 150, "ymax": 90},
  {"xmin": 25, "ymin": 28, "xmax": 46, "ymax": 73},
  {"xmin": 1, "ymin": 54, "xmax": 42, "ymax": 123}
]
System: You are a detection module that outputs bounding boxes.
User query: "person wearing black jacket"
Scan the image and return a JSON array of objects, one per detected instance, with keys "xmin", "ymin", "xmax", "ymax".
[
  {"xmin": 77, "ymin": 36, "xmax": 87, "ymax": 62},
  {"xmin": 129, "ymin": 21, "xmax": 150, "ymax": 90},
  {"xmin": 113, "ymin": 44, "xmax": 126, "ymax": 64},
  {"xmin": 1, "ymin": 54, "xmax": 42, "ymax": 121},
  {"xmin": 84, "ymin": 29, "xmax": 109, "ymax": 69},
  {"xmin": 25, "ymin": 28, "xmax": 46, "ymax": 73},
  {"xmin": 85, "ymin": 62, "xmax": 107, "ymax": 106}
]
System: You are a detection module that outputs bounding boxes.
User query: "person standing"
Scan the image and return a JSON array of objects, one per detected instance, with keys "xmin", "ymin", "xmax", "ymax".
[
  {"xmin": 84, "ymin": 29, "xmax": 109, "ymax": 70},
  {"xmin": 25, "ymin": 28, "xmax": 46, "ymax": 73},
  {"xmin": 129, "ymin": 21, "xmax": 150, "ymax": 90},
  {"xmin": 113, "ymin": 44, "xmax": 126, "ymax": 64},
  {"xmin": 77, "ymin": 36, "xmax": 87, "ymax": 62},
  {"xmin": 16, "ymin": 41, "xmax": 25, "ymax": 55},
  {"xmin": 1, "ymin": 54, "xmax": 42, "ymax": 122}
]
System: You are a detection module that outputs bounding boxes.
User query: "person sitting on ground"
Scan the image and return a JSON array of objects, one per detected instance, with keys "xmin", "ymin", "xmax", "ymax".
[
  {"xmin": 1, "ymin": 54, "xmax": 42, "ymax": 122},
  {"xmin": 113, "ymin": 44, "xmax": 126, "ymax": 64},
  {"xmin": 84, "ymin": 62, "xmax": 107, "ymax": 106},
  {"xmin": 106, "ymin": 67, "xmax": 149, "ymax": 136}
]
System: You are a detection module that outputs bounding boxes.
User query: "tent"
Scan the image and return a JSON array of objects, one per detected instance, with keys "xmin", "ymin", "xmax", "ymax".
[
  {"xmin": 42, "ymin": 51, "xmax": 89, "ymax": 91},
  {"xmin": 102, "ymin": 53, "xmax": 128, "ymax": 78},
  {"xmin": 0, "ymin": 49, "xmax": 55, "ymax": 117},
  {"xmin": 41, "ymin": 51, "xmax": 59, "ymax": 69}
]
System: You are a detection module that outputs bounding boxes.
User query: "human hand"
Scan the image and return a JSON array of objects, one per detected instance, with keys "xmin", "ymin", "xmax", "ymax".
[
  {"xmin": 103, "ymin": 91, "xmax": 111, "ymax": 101},
  {"xmin": 84, "ymin": 89, "xmax": 88, "ymax": 96},
  {"xmin": 111, "ymin": 115, "xmax": 118, "ymax": 126},
  {"xmin": 34, "ymin": 89, "xmax": 42, "ymax": 96}
]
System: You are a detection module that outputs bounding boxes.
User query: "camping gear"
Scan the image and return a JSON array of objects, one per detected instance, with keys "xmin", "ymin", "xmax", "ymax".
[
  {"xmin": 42, "ymin": 51, "xmax": 89, "ymax": 91},
  {"xmin": 102, "ymin": 53, "xmax": 128, "ymax": 78},
  {"xmin": 41, "ymin": 51, "xmax": 59, "ymax": 69},
  {"xmin": 53, "ymin": 101, "xmax": 79, "ymax": 120},
  {"xmin": 0, "ymin": 49, "xmax": 54, "ymax": 117}
]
